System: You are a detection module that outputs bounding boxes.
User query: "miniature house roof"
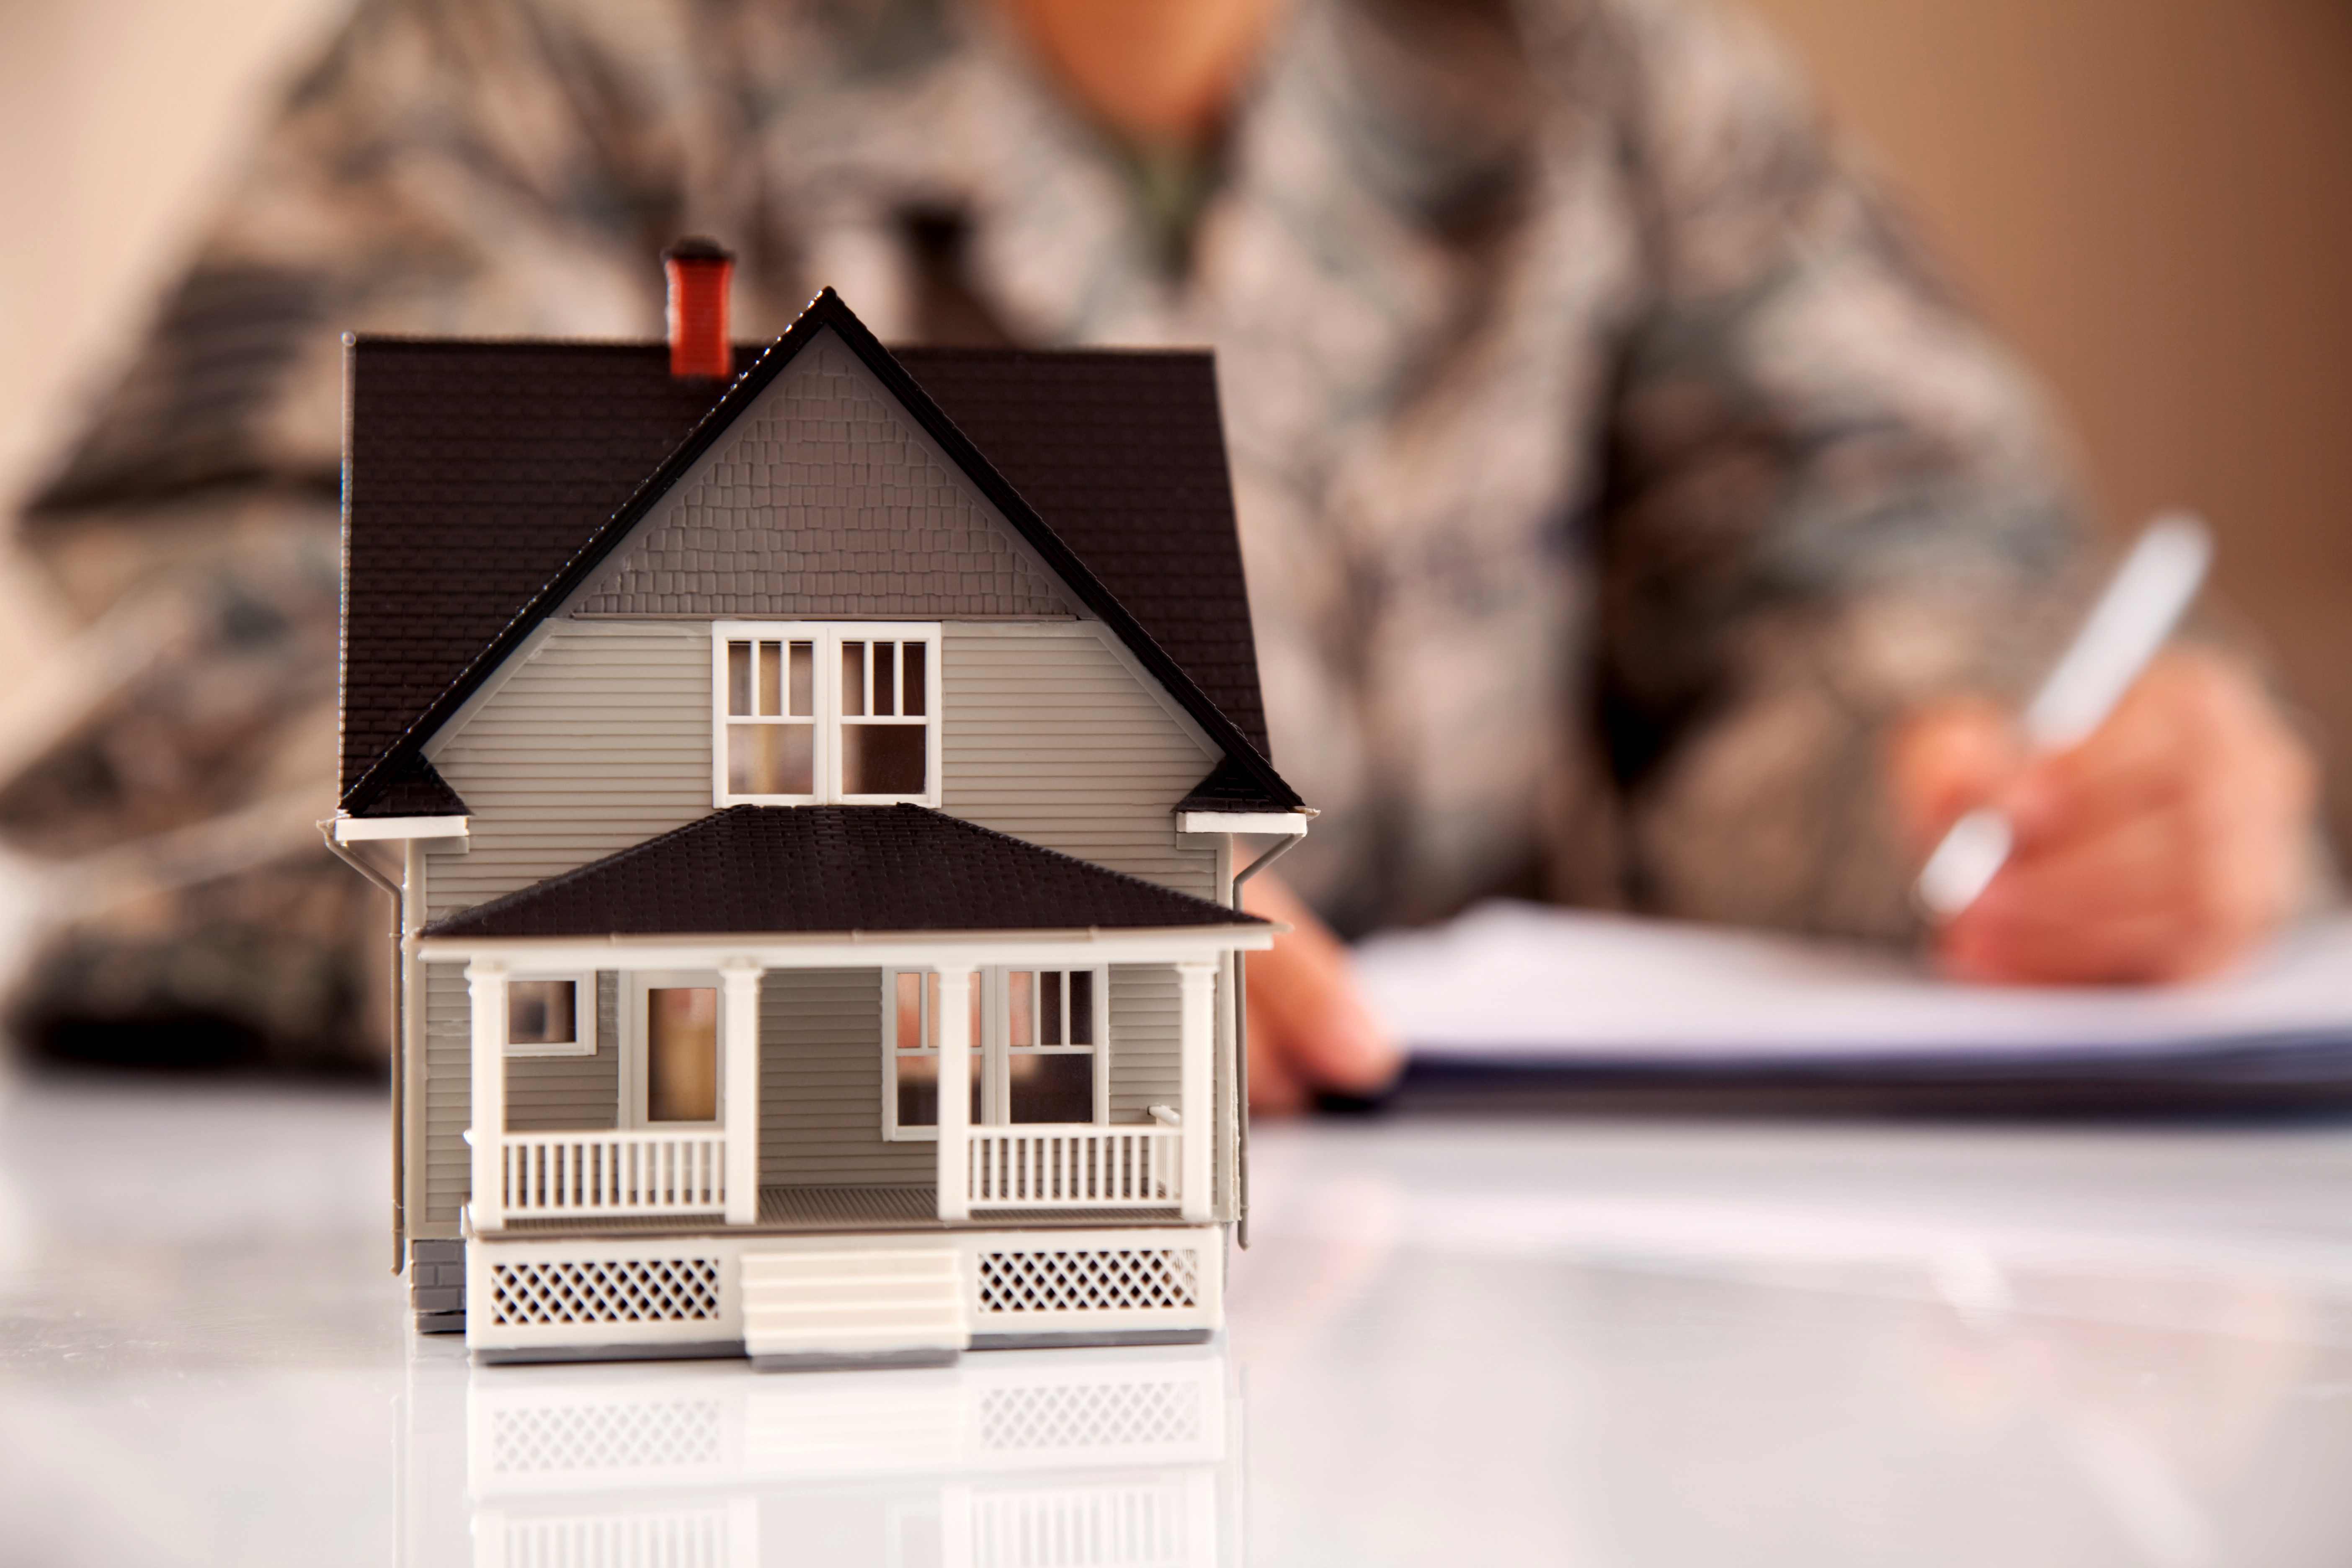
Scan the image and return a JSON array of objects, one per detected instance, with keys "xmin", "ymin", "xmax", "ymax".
[
  {"xmin": 341, "ymin": 289, "xmax": 1297, "ymax": 819},
  {"xmin": 418, "ymin": 805, "xmax": 1271, "ymax": 940},
  {"xmin": 350, "ymin": 753, "xmax": 469, "ymax": 820}
]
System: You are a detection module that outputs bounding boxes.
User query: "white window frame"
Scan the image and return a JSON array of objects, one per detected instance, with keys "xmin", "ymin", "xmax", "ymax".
[
  {"xmin": 882, "ymin": 965, "xmax": 1109, "ymax": 1140},
  {"xmin": 501, "ymin": 970, "xmax": 594, "ymax": 1058},
  {"xmin": 711, "ymin": 622, "xmax": 941, "ymax": 808},
  {"xmin": 621, "ymin": 969, "xmax": 729, "ymax": 1130}
]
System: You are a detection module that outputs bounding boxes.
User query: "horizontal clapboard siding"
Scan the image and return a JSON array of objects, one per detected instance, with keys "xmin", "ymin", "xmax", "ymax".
[
  {"xmin": 504, "ymin": 972, "xmax": 619, "ymax": 1133},
  {"xmin": 422, "ymin": 621, "xmax": 1223, "ymax": 921},
  {"xmin": 423, "ymin": 968, "xmax": 625, "ymax": 1229},
  {"xmin": 422, "ymin": 623, "xmax": 712, "ymax": 922},
  {"xmin": 412, "ymin": 618, "xmax": 1232, "ymax": 1218},
  {"xmin": 422, "ymin": 962, "xmax": 469, "ymax": 1230},
  {"xmin": 760, "ymin": 968, "xmax": 929, "ymax": 1186},
  {"xmin": 1109, "ymin": 965, "xmax": 1181, "ymax": 1123},
  {"xmin": 942, "ymin": 629, "xmax": 1219, "ymax": 899}
]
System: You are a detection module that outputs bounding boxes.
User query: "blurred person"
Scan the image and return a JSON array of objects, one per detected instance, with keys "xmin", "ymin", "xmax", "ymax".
[{"xmin": 6, "ymin": 0, "xmax": 2318, "ymax": 1096}]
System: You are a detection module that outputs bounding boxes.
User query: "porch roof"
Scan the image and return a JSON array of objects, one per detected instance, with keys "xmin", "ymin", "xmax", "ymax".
[{"xmin": 419, "ymin": 805, "xmax": 1269, "ymax": 941}]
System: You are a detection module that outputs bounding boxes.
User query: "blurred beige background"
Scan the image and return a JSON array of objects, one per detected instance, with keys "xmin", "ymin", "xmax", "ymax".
[{"xmin": 3, "ymin": 0, "xmax": 2349, "ymax": 841}]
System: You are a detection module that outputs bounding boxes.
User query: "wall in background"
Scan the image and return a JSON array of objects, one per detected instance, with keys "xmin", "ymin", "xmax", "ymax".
[{"xmin": 1748, "ymin": 0, "xmax": 2352, "ymax": 845}]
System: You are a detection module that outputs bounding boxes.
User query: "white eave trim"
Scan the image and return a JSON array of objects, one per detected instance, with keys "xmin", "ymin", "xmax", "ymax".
[
  {"xmin": 1176, "ymin": 811, "xmax": 1310, "ymax": 836},
  {"xmin": 333, "ymin": 814, "xmax": 470, "ymax": 843},
  {"xmin": 413, "ymin": 923, "xmax": 1277, "ymax": 971}
]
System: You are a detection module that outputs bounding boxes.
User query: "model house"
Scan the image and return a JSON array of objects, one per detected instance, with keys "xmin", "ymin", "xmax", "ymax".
[{"xmin": 327, "ymin": 254, "xmax": 1306, "ymax": 1367}]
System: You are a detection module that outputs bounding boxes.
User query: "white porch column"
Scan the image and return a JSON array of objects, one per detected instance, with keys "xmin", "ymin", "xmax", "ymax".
[
  {"xmin": 934, "ymin": 965, "xmax": 975, "ymax": 1222},
  {"xmin": 466, "ymin": 960, "xmax": 508, "ymax": 1231},
  {"xmin": 722, "ymin": 962, "xmax": 762, "ymax": 1225},
  {"xmin": 1177, "ymin": 961, "xmax": 1217, "ymax": 1221}
]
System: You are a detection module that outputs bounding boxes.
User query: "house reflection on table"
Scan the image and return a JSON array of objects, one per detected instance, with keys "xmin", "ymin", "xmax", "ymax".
[{"xmin": 400, "ymin": 1336, "xmax": 1240, "ymax": 1567}]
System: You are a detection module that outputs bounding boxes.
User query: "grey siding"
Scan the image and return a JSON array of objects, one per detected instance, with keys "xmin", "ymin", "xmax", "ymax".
[
  {"xmin": 504, "ymin": 972, "xmax": 619, "ymax": 1132},
  {"xmin": 423, "ymin": 622, "xmax": 712, "ymax": 922},
  {"xmin": 423, "ymin": 969, "xmax": 625, "ymax": 1226},
  {"xmin": 575, "ymin": 334, "xmax": 1070, "ymax": 619},
  {"xmin": 422, "ymin": 962, "xmax": 470, "ymax": 1229},
  {"xmin": 759, "ymin": 968, "xmax": 930, "ymax": 1186},
  {"xmin": 423, "ymin": 620, "xmax": 1222, "ymax": 920},
  {"xmin": 415, "ymin": 605, "xmax": 1229, "ymax": 1213},
  {"xmin": 1108, "ymin": 965, "xmax": 1181, "ymax": 1124},
  {"xmin": 942, "ymin": 628, "xmax": 1220, "ymax": 898}
]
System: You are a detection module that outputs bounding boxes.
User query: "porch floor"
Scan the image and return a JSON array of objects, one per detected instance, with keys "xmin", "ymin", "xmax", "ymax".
[{"xmin": 493, "ymin": 1183, "xmax": 1186, "ymax": 1238}]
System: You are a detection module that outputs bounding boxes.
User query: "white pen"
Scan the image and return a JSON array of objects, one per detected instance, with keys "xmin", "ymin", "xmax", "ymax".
[{"xmin": 1914, "ymin": 511, "xmax": 2215, "ymax": 921}]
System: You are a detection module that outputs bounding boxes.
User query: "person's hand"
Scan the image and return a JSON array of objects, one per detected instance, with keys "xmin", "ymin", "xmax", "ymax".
[
  {"xmin": 1887, "ymin": 646, "xmax": 2316, "ymax": 984},
  {"xmin": 1240, "ymin": 872, "xmax": 1405, "ymax": 1112}
]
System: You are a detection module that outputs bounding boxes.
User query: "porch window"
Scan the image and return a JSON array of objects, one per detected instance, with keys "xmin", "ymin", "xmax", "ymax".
[
  {"xmin": 883, "ymin": 967, "xmax": 1105, "ymax": 1138},
  {"xmin": 1005, "ymin": 969, "xmax": 1096, "ymax": 1123},
  {"xmin": 503, "ymin": 973, "xmax": 591, "ymax": 1057},
  {"xmin": 712, "ymin": 622, "xmax": 939, "ymax": 807}
]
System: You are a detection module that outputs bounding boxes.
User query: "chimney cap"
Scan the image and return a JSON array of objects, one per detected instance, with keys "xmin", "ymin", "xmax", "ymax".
[{"xmin": 663, "ymin": 235, "xmax": 734, "ymax": 263}]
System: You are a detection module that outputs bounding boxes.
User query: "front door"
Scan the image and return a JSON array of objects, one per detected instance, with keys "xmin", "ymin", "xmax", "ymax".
[{"xmin": 624, "ymin": 970, "xmax": 726, "ymax": 1129}]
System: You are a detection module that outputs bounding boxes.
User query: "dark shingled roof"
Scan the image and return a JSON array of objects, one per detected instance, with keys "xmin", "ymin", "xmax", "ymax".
[
  {"xmin": 343, "ymin": 290, "xmax": 1293, "ymax": 818},
  {"xmin": 343, "ymin": 338, "xmax": 769, "ymax": 804},
  {"xmin": 1172, "ymin": 755, "xmax": 1299, "ymax": 815},
  {"xmin": 420, "ymin": 805, "xmax": 1269, "ymax": 940},
  {"xmin": 351, "ymin": 754, "xmax": 469, "ymax": 818},
  {"xmin": 890, "ymin": 347, "xmax": 1266, "ymax": 760}
]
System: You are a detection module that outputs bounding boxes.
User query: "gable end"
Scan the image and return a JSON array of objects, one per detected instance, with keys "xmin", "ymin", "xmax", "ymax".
[{"xmin": 340, "ymin": 290, "xmax": 1301, "ymax": 818}]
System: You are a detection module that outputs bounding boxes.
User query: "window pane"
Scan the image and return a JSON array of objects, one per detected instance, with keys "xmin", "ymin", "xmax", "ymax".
[
  {"xmin": 789, "ymin": 641, "xmax": 814, "ymax": 716},
  {"xmin": 1009, "ymin": 1052, "xmax": 1093, "ymax": 1124},
  {"xmin": 647, "ymin": 987, "xmax": 717, "ymax": 1122},
  {"xmin": 728, "ymin": 723, "xmax": 813, "ymax": 795},
  {"xmin": 895, "ymin": 972, "xmax": 925, "ymax": 1050},
  {"xmin": 841, "ymin": 640, "xmax": 867, "ymax": 716},
  {"xmin": 897, "ymin": 1052, "xmax": 982, "ymax": 1126},
  {"xmin": 508, "ymin": 980, "xmax": 576, "ymax": 1046},
  {"xmin": 901, "ymin": 642, "xmax": 925, "ymax": 717},
  {"xmin": 843, "ymin": 724, "xmax": 925, "ymax": 794},
  {"xmin": 1008, "ymin": 971, "xmax": 1034, "ymax": 1047},
  {"xmin": 1069, "ymin": 970, "xmax": 1094, "ymax": 1044},
  {"xmin": 727, "ymin": 641, "xmax": 752, "ymax": 716},
  {"xmin": 896, "ymin": 1053, "xmax": 937, "ymax": 1128},
  {"xmin": 874, "ymin": 641, "xmax": 897, "ymax": 715},
  {"xmin": 1040, "ymin": 970, "xmax": 1063, "ymax": 1046},
  {"xmin": 757, "ymin": 642, "xmax": 781, "ymax": 716}
]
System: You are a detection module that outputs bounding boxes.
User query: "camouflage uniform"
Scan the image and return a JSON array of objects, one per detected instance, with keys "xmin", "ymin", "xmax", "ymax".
[{"xmin": 11, "ymin": 0, "xmax": 2084, "ymax": 1065}]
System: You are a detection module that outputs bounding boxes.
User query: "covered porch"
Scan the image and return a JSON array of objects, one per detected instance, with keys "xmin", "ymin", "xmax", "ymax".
[
  {"xmin": 414, "ymin": 804, "xmax": 1273, "ymax": 1239},
  {"xmin": 457, "ymin": 944, "xmax": 1234, "ymax": 1233}
]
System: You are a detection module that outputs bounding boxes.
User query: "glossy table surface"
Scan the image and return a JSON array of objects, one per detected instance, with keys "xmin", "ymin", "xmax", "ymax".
[{"xmin": 3, "ymin": 1069, "xmax": 2349, "ymax": 1566}]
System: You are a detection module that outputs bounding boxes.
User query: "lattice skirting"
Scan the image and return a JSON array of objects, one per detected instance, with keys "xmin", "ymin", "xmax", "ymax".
[
  {"xmin": 961, "ymin": 1230, "xmax": 1221, "ymax": 1338},
  {"xmin": 491, "ymin": 1257, "xmax": 724, "ymax": 1329},
  {"xmin": 469, "ymin": 1237, "xmax": 747, "ymax": 1353},
  {"xmin": 978, "ymin": 1248, "xmax": 1201, "ymax": 1316},
  {"xmin": 466, "ymin": 1227, "xmax": 1221, "ymax": 1355}
]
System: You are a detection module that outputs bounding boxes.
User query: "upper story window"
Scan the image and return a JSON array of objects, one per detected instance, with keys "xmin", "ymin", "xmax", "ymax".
[{"xmin": 712, "ymin": 622, "xmax": 940, "ymax": 807}]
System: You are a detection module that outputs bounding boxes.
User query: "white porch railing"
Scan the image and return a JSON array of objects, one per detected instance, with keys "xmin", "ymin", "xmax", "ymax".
[
  {"xmin": 501, "ymin": 1130, "xmax": 727, "ymax": 1218},
  {"xmin": 966, "ymin": 1126, "xmax": 1183, "ymax": 1209}
]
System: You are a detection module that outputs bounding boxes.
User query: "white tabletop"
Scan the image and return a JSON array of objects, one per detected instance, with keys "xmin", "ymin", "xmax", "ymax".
[{"xmin": 3, "ymin": 1070, "xmax": 2348, "ymax": 1566}]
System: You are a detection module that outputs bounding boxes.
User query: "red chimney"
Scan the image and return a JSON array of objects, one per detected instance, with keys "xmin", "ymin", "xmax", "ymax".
[{"xmin": 663, "ymin": 237, "xmax": 735, "ymax": 379}]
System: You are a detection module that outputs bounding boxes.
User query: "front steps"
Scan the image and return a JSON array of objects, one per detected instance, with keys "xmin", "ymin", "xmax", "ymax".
[{"xmin": 740, "ymin": 1240, "xmax": 968, "ymax": 1370}]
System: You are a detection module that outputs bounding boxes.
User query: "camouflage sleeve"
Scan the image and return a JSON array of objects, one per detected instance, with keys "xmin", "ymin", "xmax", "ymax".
[
  {"xmin": 9, "ymin": 0, "xmax": 749, "ymax": 1069},
  {"xmin": 30, "ymin": 0, "xmax": 736, "ymax": 513},
  {"xmin": 1567, "ymin": 0, "xmax": 2091, "ymax": 939}
]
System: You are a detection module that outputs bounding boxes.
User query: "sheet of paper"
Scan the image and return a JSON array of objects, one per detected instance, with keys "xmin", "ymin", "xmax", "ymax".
[{"xmin": 1353, "ymin": 901, "xmax": 2352, "ymax": 1063}]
